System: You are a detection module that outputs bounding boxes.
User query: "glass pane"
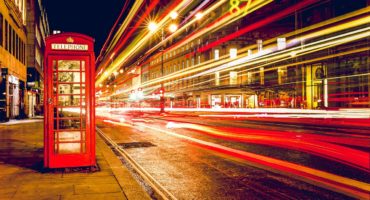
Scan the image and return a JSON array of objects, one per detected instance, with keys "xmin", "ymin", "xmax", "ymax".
[
  {"xmin": 81, "ymin": 96, "xmax": 86, "ymax": 106},
  {"xmin": 58, "ymin": 95, "xmax": 80, "ymax": 106},
  {"xmin": 58, "ymin": 143, "xmax": 81, "ymax": 154},
  {"xmin": 81, "ymin": 120, "xmax": 86, "ymax": 129},
  {"xmin": 81, "ymin": 61, "xmax": 85, "ymax": 71},
  {"xmin": 58, "ymin": 131, "xmax": 81, "ymax": 142},
  {"xmin": 58, "ymin": 84, "xmax": 82, "ymax": 94},
  {"xmin": 58, "ymin": 108, "xmax": 81, "ymax": 117},
  {"xmin": 58, "ymin": 119, "xmax": 81, "ymax": 129},
  {"xmin": 58, "ymin": 60, "xmax": 80, "ymax": 71},
  {"xmin": 81, "ymin": 72, "xmax": 85, "ymax": 82},
  {"xmin": 58, "ymin": 72, "xmax": 81, "ymax": 82},
  {"xmin": 82, "ymin": 143, "xmax": 86, "ymax": 153},
  {"xmin": 81, "ymin": 131, "xmax": 86, "ymax": 141}
]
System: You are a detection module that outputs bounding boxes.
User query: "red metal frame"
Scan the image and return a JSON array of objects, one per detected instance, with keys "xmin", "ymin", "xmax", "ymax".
[{"xmin": 44, "ymin": 33, "xmax": 95, "ymax": 168}]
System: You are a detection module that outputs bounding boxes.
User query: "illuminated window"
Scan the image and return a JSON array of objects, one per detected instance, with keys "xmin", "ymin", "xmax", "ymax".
[
  {"xmin": 214, "ymin": 49, "xmax": 219, "ymax": 60},
  {"xmin": 247, "ymin": 72, "xmax": 252, "ymax": 84},
  {"xmin": 230, "ymin": 48, "xmax": 237, "ymax": 59},
  {"xmin": 277, "ymin": 38, "xmax": 286, "ymax": 50},
  {"xmin": 257, "ymin": 40, "xmax": 263, "ymax": 52},
  {"xmin": 230, "ymin": 71, "xmax": 238, "ymax": 85},
  {"xmin": 198, "ymin": 55, "xmax": 201, "ymax": 64},
  {"xmin": 186, "ymin": 59, "xmax": 189, "ymax": 68}
]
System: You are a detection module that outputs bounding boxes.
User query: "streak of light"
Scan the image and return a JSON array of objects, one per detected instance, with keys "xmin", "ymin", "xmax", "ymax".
[
  {"xmin": 198, "ymin": 0, "xmax": 319, "ymax": 53},
  {"xmin": 94, "ymin": 107, "xmax": 370, "ymax": 118},
  {"xmin": 188, "ymin": 26, "xmax": 370, "ymax": 78},
  {"xmin": 97, "ymin": 0, "xmax": 144, "ymax": 64},
  {"xmin": 129, "ymin": 122, "xmax": 370, "ymax": 199},
  {"xmin": 164, "ymin": 122, "xmax": 369, "ymax": 170},
  {"xmin": 109, "ymin": 26, "xmax": 369, "ymax": 97},
  {"xmin": 105, "ymin": 5, "xmax": 368, "ymax": 97},
  {"xmin": 96, "ymin": 0, "xmax": 196, "ymax": 86}
]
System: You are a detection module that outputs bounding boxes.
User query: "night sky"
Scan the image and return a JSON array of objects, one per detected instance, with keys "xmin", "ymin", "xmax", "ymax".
[{"xmin": 44, "ymin": 0, "xmax": 128, "ymax": 57}]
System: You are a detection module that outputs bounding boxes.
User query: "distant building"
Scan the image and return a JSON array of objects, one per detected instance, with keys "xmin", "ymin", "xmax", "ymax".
[
  {"xmin": 26, "ymin": 0, "xmax": 49, "ymax": 117},
  {"xmin": 97, "ymin": 0, "xmax": 370, "ymax": 110},
  {"xmin": 0, "ymin": 0, "xmax": 27, "ymax": 121}
]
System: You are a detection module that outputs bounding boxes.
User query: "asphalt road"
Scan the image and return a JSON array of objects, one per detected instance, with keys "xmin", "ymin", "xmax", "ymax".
[{"xmin": 96, "ymin": 111, "xmax": 370, "ymax": 199}]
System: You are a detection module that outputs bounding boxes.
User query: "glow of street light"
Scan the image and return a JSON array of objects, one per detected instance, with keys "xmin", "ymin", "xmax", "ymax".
[
  {"xmin": 170, "ymin": 11, "xmax": 178, "ymax": 19},
  {"xmin": 148, "ymin": 22, "xmax": 158, "ymax": 32},
  {"xmin": 169, "ymin": 24, "xmax": 178, "ymax": 33},
  {"xmin": 119, "ymin": 69, "xmax": 124, "ymax": 73},
  {"xmin": 195, "ymin": 12, "xmax": 203, "ymax": 20}
]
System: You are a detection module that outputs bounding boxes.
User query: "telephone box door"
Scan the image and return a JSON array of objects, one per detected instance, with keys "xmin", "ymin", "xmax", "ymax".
[{"xmin": 45, "ymin": 55, "xmax": 93, "ymax": 167}]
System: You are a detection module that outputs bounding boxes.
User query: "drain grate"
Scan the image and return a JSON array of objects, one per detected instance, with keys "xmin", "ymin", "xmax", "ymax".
[{"xmin": 118, "ymin": 142, "xmax": 156, "ymax": 149}]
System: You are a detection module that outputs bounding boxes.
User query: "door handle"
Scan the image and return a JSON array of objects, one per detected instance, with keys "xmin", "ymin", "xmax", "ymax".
[{"xmin": 48, "ymin": 98, "xmax": 53, "ymax": 105}]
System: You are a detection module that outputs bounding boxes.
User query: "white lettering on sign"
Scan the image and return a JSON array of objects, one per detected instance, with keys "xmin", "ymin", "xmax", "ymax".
[{"xmin": 51, "ymin": 43, "xmax": 88, "ymax": 51}]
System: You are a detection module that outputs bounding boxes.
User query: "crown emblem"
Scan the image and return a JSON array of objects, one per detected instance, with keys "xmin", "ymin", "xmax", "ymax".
[{"xmin": 66, "ymin": 37, "xmax": 74, "ymax": 43}]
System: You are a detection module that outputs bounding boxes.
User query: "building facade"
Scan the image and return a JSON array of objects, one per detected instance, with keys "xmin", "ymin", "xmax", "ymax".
[
  {"xmin": 97, "ymin": 0, "xmax": 369, "ymax": 110},
  {"xmin": 0, "ymin": 0, "xmax": 27, "ymax": 121},
  {"xmin": 142, "ymin": 0, "xmax": 370, "ymax": 109},
  {"xmin": 26, "ymin": 0, "xmax": 49, "ymax": 117}
]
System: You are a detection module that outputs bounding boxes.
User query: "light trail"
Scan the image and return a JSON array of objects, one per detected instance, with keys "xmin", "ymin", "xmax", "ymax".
[
  {"xmin": 98, "ymin": 3, "xmax": 369, "ymax": 100},
  {"xmin": 108, "ymin": 25, "xmax": 369, "ymax": 97},
  {"xmin": 96, "ymin": 0, "xmax": 145, "ymax": 74},
  {"xmin": 164, "ymin": 122, "xmax": 370, "ymax": 170},
  {"xmin": 97, "ymin": 115, "xmax": 370, "ymax": 199},
  {"xmin": 96, "ymin": 0, "xmax": 187, "ymax": 86}
]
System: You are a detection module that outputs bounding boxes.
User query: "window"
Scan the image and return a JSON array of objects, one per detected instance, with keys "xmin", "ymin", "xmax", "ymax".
[
  {"xmin": 0, "ymin": 13, "xmax": 3, "ymax": 46},
  {"xmin": 182, "ymin": 61, "xmax": 184, "ymax": 69},
  {"xmin": 186, "ymin": 59, "xmax": 189, "ymax": 68},
  {"xmin": 5, "ymin": 20, "xmax": 8, "ymax": 50},
  {"xmin": 191, "ymin": 58, "xmax": 194, "ymax": 66},
  {"xmin": 230, "ymin": 71, "xmax": 238, "ymax": 85},
  {"xmin": 198, "ymin": 55, "xmax": 201, "ymax": 64},
  {"xmin": 230, "ymin": 48, "xmax": 237, "ymax": 59},
  {"xmin": 277, "ymin": 38, "xmax": 286, "ymax": 50},
  {"xmin": 16, "ymin": 35, "xmax": 19, "ymax": 60},
  {"xmin": 214, "ymin": 49, "xmax": 219, "ymax": 60}
]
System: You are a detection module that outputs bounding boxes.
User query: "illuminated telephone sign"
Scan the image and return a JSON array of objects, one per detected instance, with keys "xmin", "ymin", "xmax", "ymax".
[{"xmin": 44, "ymin": 33, "xmax": 96, "ymax": 168}]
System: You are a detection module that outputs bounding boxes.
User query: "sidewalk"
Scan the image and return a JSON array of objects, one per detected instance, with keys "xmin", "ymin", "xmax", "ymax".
[{"xmin": 0, "ymin": 119, "xmax": 150, "ymax": 200}]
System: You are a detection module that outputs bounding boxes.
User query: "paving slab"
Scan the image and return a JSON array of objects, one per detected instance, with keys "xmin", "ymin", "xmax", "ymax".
[{"xmin": 0, "ymin": 119, "xmax": 151, "ymax": 200}]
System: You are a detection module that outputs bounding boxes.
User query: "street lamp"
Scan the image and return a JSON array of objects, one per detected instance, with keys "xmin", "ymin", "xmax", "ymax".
[
  {"xmin": 170, "ymin": 11, "xmax": 178, "ymax": 20},
  {"xmin": 148, "ymin": 22, "xmax": 158, "ymax": 32},
  {"xmin": 195, "ymin": 12, "xmax": 203, "ymax": 20},
  {"xmin": 169, "ymin": 24, "xmax": 178, "ymax": 33},
  {"xmin": 147, "ymin": 11, "xmax": 181, "ymax": 112}
]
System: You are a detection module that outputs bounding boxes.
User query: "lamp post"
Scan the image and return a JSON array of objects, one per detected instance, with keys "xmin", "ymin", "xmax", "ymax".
[
  {"xmin": 160, "ymin": 48, "xmax": 165, "ymax": 113},
  {"xmin": 148, "ymin": 13, "xmax": 180, "ymax": 113}
]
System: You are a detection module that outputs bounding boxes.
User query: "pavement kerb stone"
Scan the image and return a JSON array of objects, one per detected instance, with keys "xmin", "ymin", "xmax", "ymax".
[{"xmin": 96, "ymin": 134, "xmax": 152, "ymax": 200}]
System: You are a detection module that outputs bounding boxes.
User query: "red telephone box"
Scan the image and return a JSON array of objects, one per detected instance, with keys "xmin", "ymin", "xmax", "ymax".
[{"xmin": 44, "ymin": 33, "xmax": 95, "ymax": 168}]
